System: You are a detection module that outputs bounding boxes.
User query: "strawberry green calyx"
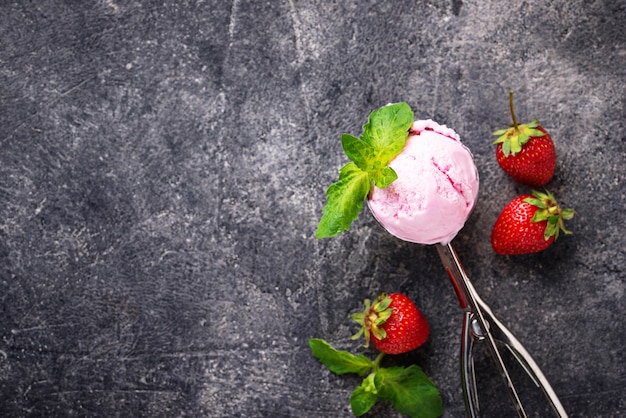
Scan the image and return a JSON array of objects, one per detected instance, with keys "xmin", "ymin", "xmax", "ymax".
[
  {"xmin": 525, "ymin": 189, "xmax": 575, "ymax": 241},
  {"xmin": 351, "ymin": 294, "xmax": 393, "ymax": 347},
  {"xmin": 316, "ymin": 103, "xmax": 414, "ymax": 239},
  {"xmin": 493, "ymin": 90, "xmax": 546, "ymax": 157}
]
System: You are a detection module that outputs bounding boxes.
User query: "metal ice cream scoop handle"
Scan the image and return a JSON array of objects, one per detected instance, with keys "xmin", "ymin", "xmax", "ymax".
[{"xmin": 436, "ymin": 243, "xmax": 568, "ymax": 418}]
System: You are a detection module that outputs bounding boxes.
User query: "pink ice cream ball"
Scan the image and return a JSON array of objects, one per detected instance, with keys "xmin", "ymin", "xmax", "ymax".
[{"xmin": 367, "ymin": 119, "xmax": 479, "ymax": 245}]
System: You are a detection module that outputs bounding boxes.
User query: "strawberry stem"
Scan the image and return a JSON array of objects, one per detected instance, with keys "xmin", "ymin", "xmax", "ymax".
[{"xmin": 509, "ymin": 90, "xmax": 519, "ymax": 134}]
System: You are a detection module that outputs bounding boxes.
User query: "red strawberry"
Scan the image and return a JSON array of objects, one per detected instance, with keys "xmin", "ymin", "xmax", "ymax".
[
  {"xmin": 491, "ymin": 190, "xmax": 574, "ymax": 255},
  {"xmin": 493, "ymin": 91, "xmax": 556, "ymax": 187},
  {"xmin": 351, "ymin": 293, "xmax": 429, "ymax": 355}
]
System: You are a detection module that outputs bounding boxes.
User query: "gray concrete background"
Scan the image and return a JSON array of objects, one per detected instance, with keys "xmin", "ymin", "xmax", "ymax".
[{"xmin": 1, "ymin": 0, "xmax": 624, "ymax": 417}]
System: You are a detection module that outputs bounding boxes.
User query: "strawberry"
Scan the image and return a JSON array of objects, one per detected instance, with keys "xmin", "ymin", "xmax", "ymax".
[
  {"xmin": 493, "ymin": 91, "xmax": 556, "ymax": 187},
  {"xmin": 491, "ymin": 190, "xmax": 575, "ymax": 255},
  {"xmin": 351, "ymin": 293, "xmax": 429, "ymax": 355}
]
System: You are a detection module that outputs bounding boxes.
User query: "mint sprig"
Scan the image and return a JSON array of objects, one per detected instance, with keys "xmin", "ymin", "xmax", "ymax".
[
  {"xmin": 375, "ymin": 366, "xmax": 443, "ymax": 418},
  {"xmin": 309, "ymin": 338, "xmax": 443, "ymax": 418},
  {"xmin": 309, "ymin": 338, "xmax": 373, "ymax": 375},
  {"xmin": 316, "ymin": 102, "xmax": 414, "ymax": 238}
]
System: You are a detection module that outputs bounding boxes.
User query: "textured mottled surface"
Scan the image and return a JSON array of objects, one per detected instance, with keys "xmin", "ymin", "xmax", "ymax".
[{"xmin": 1, "ymin": 1, "xmax": 624, "ymax": 417}]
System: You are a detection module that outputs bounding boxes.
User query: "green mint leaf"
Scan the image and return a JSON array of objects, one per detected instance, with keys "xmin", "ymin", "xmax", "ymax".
[
  {"xmin": 316, "ymin": 102, "xmax": 413, "ymax": 238},
  {"xmin": 372, "ymin": 166, "xmax": 397, "ymax": 188},
  {"xmin": 309, "ymin": 338, "xmax": 373, "ymax": 376},
  {"xmin": 374, "ymin": 365, "xmax": 443, "ymax": 418},
  {"xmin": 316, "ymin": 163, "xmax": 370, "ymax": 238},
  {"xmin": 362, "ymin": 102, "xmax": 414, "ymax": 163},
  {"xmin": 341, "ymin": 133, "xmax": 376, "ymax": 172},
  {"xmin": 350, "ymin": 373, "xmax": 378, "ymax": 416}
]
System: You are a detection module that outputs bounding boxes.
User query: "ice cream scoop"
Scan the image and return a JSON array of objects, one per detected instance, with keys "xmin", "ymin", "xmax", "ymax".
[{"xmin": 367, "ymin": 119, "xmax": 479, "ymax": 245}]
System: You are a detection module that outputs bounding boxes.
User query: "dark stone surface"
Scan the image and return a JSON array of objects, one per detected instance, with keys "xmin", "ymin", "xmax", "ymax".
[{"xmin": 1, "ymin": 1, "xmax": 624, "ymax": 417}]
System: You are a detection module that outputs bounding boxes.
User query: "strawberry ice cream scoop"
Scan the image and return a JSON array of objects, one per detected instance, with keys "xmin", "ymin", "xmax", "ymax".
[{"xmin": 367, "ymin": 119, "xmax": 479, "ymax": 245}]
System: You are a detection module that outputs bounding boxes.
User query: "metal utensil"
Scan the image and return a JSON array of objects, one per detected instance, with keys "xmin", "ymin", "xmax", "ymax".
[{"xmin": 436, "ymin": 243, "xmax": 568, "ymax": 418}]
